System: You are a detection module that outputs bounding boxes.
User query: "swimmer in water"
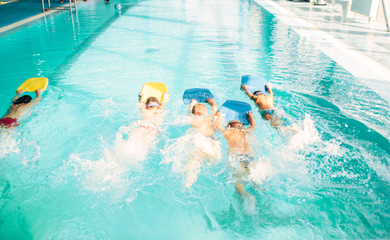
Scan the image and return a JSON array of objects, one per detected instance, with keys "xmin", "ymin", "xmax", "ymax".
[
  {"xmin": 113, "ymin": 92, "xmax": 170, "ymax": 164},
  {"xmin": 189, "ymin": 98, "xmax": 218, "ymax": 136},
  {"xmin": 241, "ymin": 84, "xmax": 298, "ymax": 133},
  {"xmin": 0, "ymin": 89, "xmax": 43, "ymax": 129},
  {"xmin": 125, "ymin": 93, "xmax": 169, "ymax": 141},
  {"xmin": 216, "ymin": 112, "xmax": 261, "ymax": 202},
  {"xmin": 178, "ymin": 98, "xmax": 221, "ymax": 187}
]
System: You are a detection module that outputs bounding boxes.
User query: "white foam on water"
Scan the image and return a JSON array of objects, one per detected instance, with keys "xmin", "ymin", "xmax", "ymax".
[
  {"xmin": 248, "ymin": 158, "xmax": 274, "ymax": 186},
  {"xmin": 0, "ymin": 130, "xmax": 20, "ymax": 158},
  {"xmin": 162, "ymin": 128, "xmax": 222, "ymax": 187},
  {"xmin": 287, "ymin": 114, "xmax": 321, "ymax": 151},
  {"xmin": 69, "ymin": 153, "xmax": 137, "ymax": 204},
  {"xmin": 65, "ymin": 120, "xmax": 162, "ymax": 203},
  {"xmin": 113, "ymin": 121, "xmax": 160, "ymax": 166}
]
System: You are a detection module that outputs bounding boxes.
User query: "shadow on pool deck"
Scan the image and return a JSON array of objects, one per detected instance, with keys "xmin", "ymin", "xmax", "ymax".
[{"xmin": 0, "ymin": 0, "xmax": 71, "ymax": 28}]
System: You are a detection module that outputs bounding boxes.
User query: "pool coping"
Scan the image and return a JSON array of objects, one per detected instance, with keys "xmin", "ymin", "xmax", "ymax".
[
  {"xmin": 0, "ymin": 1, "xmax": 76, "ymax": 34},
  {"xmin": 254, "ymin": 0, "xmax": 390, "ymax": 103}
]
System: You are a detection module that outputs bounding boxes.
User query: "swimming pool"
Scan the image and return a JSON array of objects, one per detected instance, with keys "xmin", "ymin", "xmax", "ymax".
[{"xmin": 0, "ymin": 0, "xmax": 389, "ymax": 238}]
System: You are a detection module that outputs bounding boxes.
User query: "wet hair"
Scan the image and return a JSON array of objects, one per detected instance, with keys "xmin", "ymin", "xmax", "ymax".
[
  {"xmin": 192, "ymin": 103, "xmax": 207, "ymax": 116},
  {"xmin": 145, "ymin": 96, "xmax": 160, "ymax": 106},
  {"xmin": 13, "ymin": 95, "xmax": 32, "ymax": 105},
  {"xmin": 227, "ymin": 120, "xmax": 243, "ymax": 129},
  {"xmin": 253, "ymin": 90, "xmax": 264, "ymax": 96}
]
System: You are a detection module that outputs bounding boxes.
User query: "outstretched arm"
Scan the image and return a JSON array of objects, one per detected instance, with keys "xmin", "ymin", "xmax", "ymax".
[
  {"xmin": 138, "ymin": 92, "xmax": 145, "ymax": 103},
  {"xmin": 12, "ymin": 90, "xmax": 24, "ymax": 102},
  {"xmin": 206, "ymin": 98, "xmax": 218, "ymax": 115},
  {"xmin": 188, "ymin": 99, "xmax": 197, "ymax": 114},
  {"xmin": 214, "ymin": 112, "xmax": 226, "ymax": 133},
  {"xmin": 266, "ymin": 84, "xmax": 273, "ymax": 97},
  {"xmin": 161, "ymin": 92, "xmax": 169, "ymax": 107},
  {"xmin": 34, "ymin": 88, "xmax": 43, "ymax": 103},
  {"xmin": 247, "ymin": 112, "xmax": 256, "ymax": 131},
  {"xmin": 241, "ymin": 84, "xmax": 258, "ymax": 101}
]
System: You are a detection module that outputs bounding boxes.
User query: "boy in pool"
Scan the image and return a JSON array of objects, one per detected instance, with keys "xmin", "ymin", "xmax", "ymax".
[
  {"xmin": 240, "ymin": 84, "xmax": 279, "ymax": 126},
  {"xmin": 179, "ymin": 98, "xmax": 221, "ymax": 187},
  {"xmin": 216, "ymin": 112, "xmax": 260, "ymax": 201},
  {"xmin": 189, "ymin": 98, "xmax": 218, "ymax": 136},
  {"xmin": 241, "ymin": 84, "xmax": 298, "ymax": 133},
  {"xmin": 0, "ymin": 89, "xmax": 43, "ymax": 129},
  {"xmin": 135, "ymin": 92, "xmax": 169, "ymax": 134},
  {"xmin": 113, "ymin": 92, "xmax": 169, "ymax": 163}
]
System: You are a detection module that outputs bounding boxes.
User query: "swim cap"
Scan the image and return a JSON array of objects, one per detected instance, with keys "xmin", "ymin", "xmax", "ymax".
[{"xmin": 13, "ymin": 95, "xmax": 32, "ymax": 105}]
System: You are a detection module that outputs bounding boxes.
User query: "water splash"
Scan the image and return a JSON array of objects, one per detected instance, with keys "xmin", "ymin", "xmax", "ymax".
[
  {"xmin": 63, "ymin": 120, "xmax": 162, "ymax": 203},
  {"xmin": 248, "ymin": 158, "xmax": 273, "ymax": 186},
  {"xmin": 287, "ymin": 114, "xmax": 320, "ymax": 151},
  {"xmin": 162, "ymin": 129, "xmax": 221, "ymax": 187},
  {"xmin": 0, "ymin": 130, "xmax": 20, "ymax": 158}
]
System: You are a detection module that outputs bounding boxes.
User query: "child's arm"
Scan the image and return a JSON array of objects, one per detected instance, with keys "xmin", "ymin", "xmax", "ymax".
[
  {"xmin": 188, "ymin": 99, "xmax": 197, "ymax": 114},
  {"xmin": 241, "ymin": 84, "xmax": 258, "ymax": 101},
  {"xmin": 206, "ymin": 98, "xmax": 218, "ymax": 115},
  {"xmin": 266, "ymin": 84, "xmax": 273, "ymax": 97},
  {"xmin": 247, "ymin": 112, "xmax": 256, "ymax": 131},
  {"xmin": 161, "ymin": 92, "xmax": 169, "ymax": 107},
  {"xmin": 12, "ymin": 90, "xmax": 24, "ymax": 102},
  {"xmin": 214, "ymin": 112, "xmax": 226, "ymax": 133},
  {"xmin": 34, "ymin": 88, "xmax": 43, "ymax": 103},
  {"xmin": 138, "ymin": 92, "xmax": 143, "ymax": 103}
]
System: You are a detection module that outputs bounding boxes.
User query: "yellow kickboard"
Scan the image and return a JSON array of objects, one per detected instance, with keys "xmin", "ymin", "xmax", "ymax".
[
  {"xmin": 17, "ymin": 77, "xmax": 49, "ymax": 92},
  {"xmin": 139, "ymin": 82, "xmax": 168, "ymax": 103}
]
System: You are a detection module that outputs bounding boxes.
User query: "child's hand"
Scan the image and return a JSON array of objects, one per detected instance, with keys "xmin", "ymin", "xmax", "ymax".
[
  {"xmin": 206, "ymin": 98, "xmax": 216, "ymax": 105},
  {"xmin": 162, "ymin": 92, "xmax": 170, "ymax": 103},
  {"xmin": 190, "ymin": 99, "xmax": 198, "ymax": 105},
  {"xmin": 266, "ymin": 83, "xmax": 274, "ymax": 91},
  {"xmin": 16, "ymin": 89, "xmax": 24, "ymax": 94},
  {"xmin": 240, "ymin": 84, "xmax": 247, "ymax": 91},
  {"xmin": 247, "ymin": 112, "xmax": 255, "ymax": 128},
  {"xmin": 36, "ymin": 88, "xmax": 43, "ymax": 95}
]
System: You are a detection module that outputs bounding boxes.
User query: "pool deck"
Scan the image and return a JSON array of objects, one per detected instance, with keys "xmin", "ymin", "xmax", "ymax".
[
  {"xmin": 1, "ymin": 0, "xmax": 389, "ymax": 101},
  {"xmin": 267, "ymin": 0, "xmax": 390, "ymax": 69},
  {"xmin": 255, "ymin": 0, "xmax": 390, "ymax": 102},
  {"xmin": 0, "ymin": 0, "xmax": 73, "ymax": 32}
]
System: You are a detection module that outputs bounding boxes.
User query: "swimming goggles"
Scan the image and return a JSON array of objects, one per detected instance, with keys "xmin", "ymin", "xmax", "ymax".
[{"xmin": 146, "ymin": 102, "xmax": 160, "ymax": 107}]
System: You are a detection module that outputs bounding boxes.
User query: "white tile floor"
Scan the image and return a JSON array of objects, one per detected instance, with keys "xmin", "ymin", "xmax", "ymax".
[
  {"xmin": 255, "ymin": 0, "xmax": 390, "ymax": 102},
  {"xmin": 266, "ymin": 0, "xmax": 390, "ymax": 68}
]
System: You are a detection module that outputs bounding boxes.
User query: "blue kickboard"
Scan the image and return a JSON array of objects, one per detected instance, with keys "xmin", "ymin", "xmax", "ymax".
[
  {"xmin": 183, "ymin": 88, "xmax": 214, "ymax": 104},
  {"xmin": 241, "ymin": 74, "xmax": 269, "ymax": 94},
  {"xmin": 220, "ymin": 100, "xmax": 252, "ymax": 125}
]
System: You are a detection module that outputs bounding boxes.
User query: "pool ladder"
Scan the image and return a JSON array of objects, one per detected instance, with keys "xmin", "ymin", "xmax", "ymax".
[
  {"xmin": 67, "ymin": 0, "xmax": 77, "ymax": 12},
  {"xmin": 41, "ymin": 0, "xmax": 77, "ymax": 13}
]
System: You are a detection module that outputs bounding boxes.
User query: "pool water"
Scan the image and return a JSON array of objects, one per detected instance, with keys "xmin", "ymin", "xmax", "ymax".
[{"xmin": 0, "ymin": 0, "xmax": 389, "ymax": 239}]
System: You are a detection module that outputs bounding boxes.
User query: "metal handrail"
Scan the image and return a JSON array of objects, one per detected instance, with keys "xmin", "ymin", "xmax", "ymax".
[
  {"xmin": 382, "ymin": 0, "xmax": 390, "ymax": 32},
  {"xmin": 41, "ymin": 0, "xmax": 77, "ymax": 12}
]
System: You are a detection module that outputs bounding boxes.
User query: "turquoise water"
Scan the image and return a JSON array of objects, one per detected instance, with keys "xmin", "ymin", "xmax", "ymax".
[{"xmin": 0, "ymin": 0, "xmax": 389, "ymax": 238}]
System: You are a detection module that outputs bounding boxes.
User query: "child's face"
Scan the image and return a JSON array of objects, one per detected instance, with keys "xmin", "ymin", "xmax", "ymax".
[{"xmin": 192, "ymin": 104, "xmax": 207, "ymax": 116}]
